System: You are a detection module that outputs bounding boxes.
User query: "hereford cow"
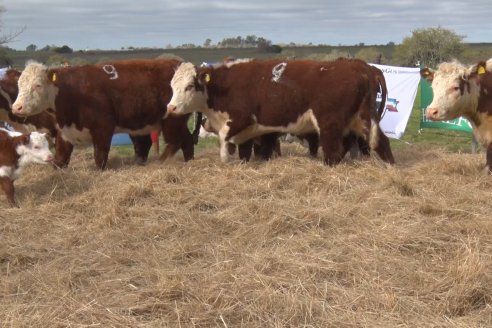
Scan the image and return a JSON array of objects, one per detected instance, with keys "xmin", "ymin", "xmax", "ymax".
[
  {"xmin": 12, "ymin": 60, "xmax": 198, "ymax": 169},
  {"xmin": 2, "ymin": 69, "xmax": 158, "ymax": 167},
  {"xmin": 167, "ymin": 59, "xmax": 394, "ymax": 166},
  {"xmin": 0, "ymin": 128, "xmax": 53, "ymax": 207},
  {"xmin": 421, "ymin": 59, "xmax": 492, "ymax": 172},
  {"xmin": 0, "ymin": 68, "xmax": 77, "ymax": 167}
]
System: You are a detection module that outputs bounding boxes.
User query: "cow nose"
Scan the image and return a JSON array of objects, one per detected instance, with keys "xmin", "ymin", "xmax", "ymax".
[
  {"xmin": 426, "ymin": 107, "xmax": 438, "ymax": 120},
  {"xmin": 167, "ymin": 104, "xmax": 176, "ymax": 113},
  {"xmin": 12, "ymin": 104, "xmax": 23, "ymax": 115}
]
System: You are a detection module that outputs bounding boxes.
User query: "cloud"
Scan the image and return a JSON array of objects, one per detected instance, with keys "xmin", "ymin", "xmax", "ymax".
[{"xmin": 3, "ymin": 0, "xmax": 492, "ymax": 50}]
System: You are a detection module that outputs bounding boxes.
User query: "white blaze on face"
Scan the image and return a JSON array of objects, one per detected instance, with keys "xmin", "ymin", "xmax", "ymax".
[
  {"xmin": 12, "ymin": 62, "xmax": 57, "ymax": 116},
  {"xmin": 167, "ymin": 62, "xmax": 209, "ymax": 115},
  {"xmin": 17, "ymin": 131, "xmax": 54, "ymax": 167},
  {"xmin": 426, "ymin": 62, "xmax": 479, "ymax": 121}
]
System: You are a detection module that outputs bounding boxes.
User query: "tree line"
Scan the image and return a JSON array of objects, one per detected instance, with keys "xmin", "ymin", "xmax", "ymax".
[{"xmin": 2, "ymin": 27, "xmax": 489, "ymax": 69}]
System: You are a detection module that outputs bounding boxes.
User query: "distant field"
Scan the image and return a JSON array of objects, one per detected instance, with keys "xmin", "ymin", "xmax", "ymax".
[{"xmin": 6, "ymin": 42, "xmax": 492, "ymax": 68}]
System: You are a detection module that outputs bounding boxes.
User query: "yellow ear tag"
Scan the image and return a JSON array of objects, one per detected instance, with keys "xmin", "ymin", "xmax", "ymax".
[
  {"xmin": 204, "ymin": 74, "xmax": 211, "ymax": 83},
  {"xmin": 478, "ymin": 66, "xmax": 486, "ymax": 75},
  {"xmin": 52, "ymin": 73, "xmax": 57, "ymax": 82}
]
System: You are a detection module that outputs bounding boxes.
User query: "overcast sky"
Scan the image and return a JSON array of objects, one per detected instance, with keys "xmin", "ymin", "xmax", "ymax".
[{"xmin": 3, "ymin": 0, "xmax": 492, "ymax": 51}]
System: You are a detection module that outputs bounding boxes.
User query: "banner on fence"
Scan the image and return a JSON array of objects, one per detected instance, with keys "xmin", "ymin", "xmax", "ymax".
[{"xmin": 370, "ymin": 64, "xmax": 421, "ymax": 139}]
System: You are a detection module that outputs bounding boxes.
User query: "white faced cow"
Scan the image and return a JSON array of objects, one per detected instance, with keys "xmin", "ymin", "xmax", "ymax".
[
  {"xmin": 421, "ymin": 59, "xmax": 492, "ymax": 172},
  {"xmin": 167, "ymin": 59, "xmax": 394, "ymax": 166}
]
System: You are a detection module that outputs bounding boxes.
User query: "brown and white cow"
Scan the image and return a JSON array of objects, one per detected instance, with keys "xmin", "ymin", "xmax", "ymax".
[
  {"xmin": 421, "ymin": 59, "xmax": 492, "ymax": 172},
  {"xmin": 167, "ymin": 58, "xmax": 394, "ymax": 166},
  {"xmin": 0, "ymin": 68, "xmax": 77, "ymax": 167},
  {"xmin": 0, "ymin": 128, "xmax": 53, "ymax": 207},
  {"xmin": 12, "ymin": 59, "xmax": 197, "ymax": 169}
]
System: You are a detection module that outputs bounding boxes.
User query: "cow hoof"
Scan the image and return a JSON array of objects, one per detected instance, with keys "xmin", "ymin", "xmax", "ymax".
[{"xmin": 134, "ymin": 157, "xmax": 147, "ymax": 166}]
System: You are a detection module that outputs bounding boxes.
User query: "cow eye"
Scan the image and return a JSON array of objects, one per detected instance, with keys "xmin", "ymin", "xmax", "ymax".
[
  {"xmin": 33, "ymin": 145, "xmax": 40, "ymax": 150},
  {"xmin": 185, "ymin": 84, "xmax": 194, "ymax": 92}
]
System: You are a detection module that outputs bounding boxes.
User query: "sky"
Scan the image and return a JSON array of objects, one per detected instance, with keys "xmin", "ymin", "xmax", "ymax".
[{"xmin": 2, "ymin": 0, "xmax": 492, "ymax": 51}]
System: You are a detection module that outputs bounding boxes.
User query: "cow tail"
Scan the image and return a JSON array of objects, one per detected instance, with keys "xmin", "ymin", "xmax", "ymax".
[
  {"xmin": 377, "ymin": 73, "xmax": 388, "ymax": 121},
  {"xmin": 192, "ymin": 112, "xmax": 202, "ymax": 145}
]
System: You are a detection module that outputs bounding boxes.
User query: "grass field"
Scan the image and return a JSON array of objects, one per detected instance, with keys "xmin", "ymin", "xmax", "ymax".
[{"xmin": 1, "ymin": 140, "xmax": 491, "ymax": 327}]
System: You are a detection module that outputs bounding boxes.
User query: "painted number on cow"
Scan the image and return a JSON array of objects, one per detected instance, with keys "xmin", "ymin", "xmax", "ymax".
[
  {"xmin": 102, "ymin": 65, "xmax": 119, "ymax": 80},
  {"xmin": 272, "ymin": 63, "xmax": 287, "ymax": 82}
]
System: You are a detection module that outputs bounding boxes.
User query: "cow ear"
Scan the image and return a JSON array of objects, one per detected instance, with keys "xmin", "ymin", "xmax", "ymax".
[
  {"xmin": 470, "ymin": 61, "xmax": 487, "ymax": 76},
  {"xmin": 21, "ymin": 134, "xmax": 30, "ymax": 145},
  {"xmin": 420, "ymin": 68, "xmax": 434, "ymax": 83},
  {"xmin": 197, "ymin": 70, "xmax": 211, "ymax": 85},
  {"xmin": 48, "ymin": 70, "xmax": 58, "ymax": 84}
]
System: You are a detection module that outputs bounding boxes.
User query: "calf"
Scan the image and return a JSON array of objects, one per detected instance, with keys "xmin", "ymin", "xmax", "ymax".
[
  {"xmin": 167, "ymin": 59, "xmax": 394, "ymax": 166},
  {"xmin": 12, "ymin": 60, "xmax": 197, "ymax": 169},
  {"xmin": 0, "ymin": 129, "xmax": 53, "ymax": 207},
  {"xmin": 421, "ymin": 59, "xmax": 492, "ymax": 172}
]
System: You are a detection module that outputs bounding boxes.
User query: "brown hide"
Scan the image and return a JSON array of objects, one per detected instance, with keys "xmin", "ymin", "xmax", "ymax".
[
  {"xmin": 468, "ymin": 62, "xmax": 492, "ymax": 171},
  {"xmin": 47, "ymin": 59, "xmax": 194, "ymax": 169},
  {"xmin": 0, "ymin": 130, "xmax": 28, "ymax": 207},
  {"xmin": 200, "ymin": 58, "xmax": 393, "ymax": 165}
]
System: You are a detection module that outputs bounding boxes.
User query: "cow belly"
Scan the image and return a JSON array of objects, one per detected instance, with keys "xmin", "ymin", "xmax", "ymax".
[
  {"xmin": 59, "ymin": 125, "xmax": 92, "ymax": 144},
  {"xmin": 115, "ymin": 124, "xmax": 158, "ymax": 136},
  {"xmin": 229, "ymin": 109, "xmax": 320, "ymax": 144}
]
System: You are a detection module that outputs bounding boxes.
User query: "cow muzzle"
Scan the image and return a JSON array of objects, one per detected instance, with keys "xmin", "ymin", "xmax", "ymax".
[
  {"xmin": 12, "ymin": 104, "xmax": 26, "ymax": 116},
  {"xmin": 167, "ymin": 104, "xmax": 177, "ymax": 114},
  {"xmin": 425, "ymin": 107, "xmax": 440, "ymax": 120}
]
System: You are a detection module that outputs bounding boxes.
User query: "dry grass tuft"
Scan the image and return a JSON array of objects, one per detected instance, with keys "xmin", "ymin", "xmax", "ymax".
[{"xmin": 1, "ymin": 143, "xmax": 491, "ymax": 327}]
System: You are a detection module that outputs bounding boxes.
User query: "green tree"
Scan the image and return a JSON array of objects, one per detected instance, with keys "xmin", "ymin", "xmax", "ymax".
[
  {"xmin": 26, "ymin": 44, "xmax": 37, "ymax": 52},
  {"xmin": 393, "ymin": 27, "xmax": 465, "ymax": 67},
  {"xmin": 54, "ymin": 45, "xmax": 73, "ymax": 54}
]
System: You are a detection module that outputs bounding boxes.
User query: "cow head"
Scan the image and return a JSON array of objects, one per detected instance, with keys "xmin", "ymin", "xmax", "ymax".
[
  {"xmin": 12, "ymin": 62, "xmax": 58, "ymax": 117},
  {"xmin": 167, "ymin": 62, "xmax": 209, "ymax": 116},
  {"xmin": 15, "ymin": 131, "xmax": 54, "ymax": 166},
  {"xmin": 420, "ymin": 61, "xmax": 481, "ymax": 121}
]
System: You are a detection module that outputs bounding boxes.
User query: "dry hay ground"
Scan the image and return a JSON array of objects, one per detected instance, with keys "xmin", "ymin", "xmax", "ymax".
[{"xmin": 1, "ymin": 141, "xmax": 492, "ymax": 328}]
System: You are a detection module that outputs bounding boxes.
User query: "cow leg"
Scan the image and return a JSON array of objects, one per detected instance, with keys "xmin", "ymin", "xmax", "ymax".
[
  {"xmin": 218, "ymin": 130, "xmax": 231, "ymax": 162},
  {"xmin": 373, "ymin": 128, "xmax": 395, "ymax": 164},
  {"xmin": 0, "ymin": 177, "xmax": 17, "ymax": 207},
  {"xmin": 319, "ymin": 125, "xmax": 345, "ymax": 166},
  {"xmin": 160, "ymin": 114, "xmax": 195, "ymax": 162},
  {"xmin": 486, "ymin": 143, "xmax": 492, "ymax": 173},
  {"xmin": 227, "ymin": 142, "xmax": 236, "ymax": 155},
  {"xmin": 179, "ymin": 127, "xmax": 195, "ymax": 162},
  {"xmin": 357, "ymin": 137, "xmax": 371, "ymax": 157},
  {"xmin": 92, "ymin": 132, "xmax": 112, "ymax": 170},
  {"xmin": 258, "ymin": 133, "xmax": 279, "ymax": 160},
  {"xmin": 342, "ymin": 133, "xmax": 358, "ymax": 159},
  {"xmin": 304, "ymin": 133, "xmax": 319, "ymax": 158},
  {"xmin": 238, "ymin": 139, "xmax": 254, "ymax": 162},
  {"xmin": 130, "ymin": 134, "xmax": 152, "ymax": 165},
  {"xmin": 53, "ymin": 134, "xmax": 74, "ymax": 169}
]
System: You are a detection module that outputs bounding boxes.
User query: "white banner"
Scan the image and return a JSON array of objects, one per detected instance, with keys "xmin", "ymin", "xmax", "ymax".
[{"xmin": 371, "ymin": 64, "xmax": 421, "ymax": 139}]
